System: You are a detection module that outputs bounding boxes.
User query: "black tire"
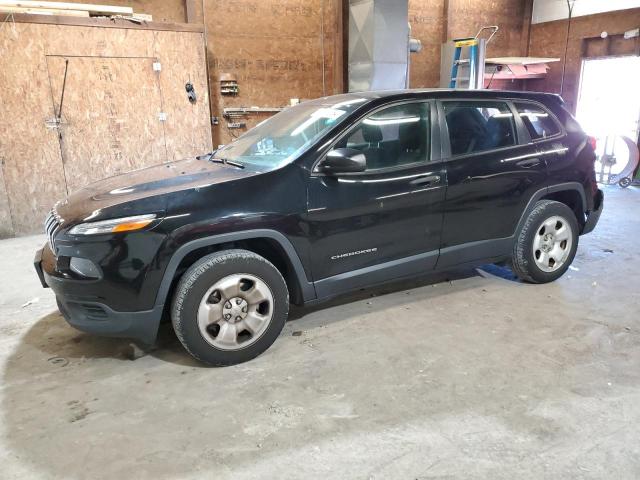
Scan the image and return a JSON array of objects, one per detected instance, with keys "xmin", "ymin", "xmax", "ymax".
[
  {"xmin": 511, "ymin": 200, "xmax": 579, "ymax": 284},
  {"xmin": 171, "ymin": 249, "xmax": 289, "ymax": 366},
  {"xmin": 619, "ymin": 177, "xmax": 632, "ymax": 188}
]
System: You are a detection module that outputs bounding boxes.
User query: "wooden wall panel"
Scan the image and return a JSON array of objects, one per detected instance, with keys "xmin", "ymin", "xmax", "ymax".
[
  {"xmin": 408, "ymin": 0, "xmax": 529, "ymax": 88},
  {"xmin": 448, "ymin": 0, "xmax": 527, "ymax": 57},
  {"xmin": 0, "ymin": 166, "xmax": 14, "ymax": 238},
  {"xmin": 528, "ymin": 8, "xmax": 640, "ymax": 113},
  {"xmin": 204, "ymin": 0, "xmax": 338, "ymax": 145},
  {"xmin": 206, "ymin": 0, "xmax": 324, "ymax": 37},
  {"xmin": 152, "ymin": 30, "xmax": 217, "ymax": 161},
  {"xmin": 408, "ymin": 0, "xmax": 445, "ymax": 88},
  {"xmin": 0, "ymin": 21, "xmax": 211, "ymax": 236},
  {"xmin": 0, "ymin": 22, "xmax": 68, "ymax": 236},
  {"xmin": 48, "ymin": 56, "xmax": 167, "ymax": 192},
  {"xmin": 43, "ymin": 24, "xmax": 155, "ymax": 57},
  {"xmin": 209, "ymin": 36, "xmax": 327, "ymax": 107}
]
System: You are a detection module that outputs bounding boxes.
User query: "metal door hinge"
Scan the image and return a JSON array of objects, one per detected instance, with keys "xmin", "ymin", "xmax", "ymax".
[{"xmin": 45, "ymin": 118, "xmax": 63, "ymax": 129}]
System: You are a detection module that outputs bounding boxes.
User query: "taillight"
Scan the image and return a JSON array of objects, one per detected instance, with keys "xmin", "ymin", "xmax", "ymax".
[{"xmin": 587, "ymin": 136, "xmax": 597, "ymax": 151}]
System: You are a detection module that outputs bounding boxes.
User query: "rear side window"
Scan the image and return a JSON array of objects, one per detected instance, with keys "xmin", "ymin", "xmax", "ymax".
[
  {"xmin": 443, "ymin": 101, "xmax": 516, "ymax": 156},
  {"xmin": 514, "ymin": 102, "xmax": 561, "ymax": 140}
]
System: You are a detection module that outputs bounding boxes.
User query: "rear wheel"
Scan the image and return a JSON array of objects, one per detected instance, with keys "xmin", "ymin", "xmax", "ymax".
[
  {"xmin": 171, "ymin": 249, "xmax": 289, "ymax": 366},
  {"xmin": 511, "ymin": 200, "xmax": 579, "ymax": 283}
]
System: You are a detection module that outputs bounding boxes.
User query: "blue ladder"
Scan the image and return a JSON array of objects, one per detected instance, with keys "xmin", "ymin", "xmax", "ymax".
[
  {"xmin": 449, "ymin": 38, "xmax": 479, "ymax": 88},
  {"xmin": 449, "ymin": 26, "xmax": 498, "ymax": 89}
]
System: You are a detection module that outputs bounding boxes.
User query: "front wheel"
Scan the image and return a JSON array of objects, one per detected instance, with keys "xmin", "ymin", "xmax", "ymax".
[
  {"xmin": 511, "ymin": 200, "xmax": 579, "ymax": 283},
  {"xmin": 171, "ymin": 249, "xmax": 289, "ymax": 366}
]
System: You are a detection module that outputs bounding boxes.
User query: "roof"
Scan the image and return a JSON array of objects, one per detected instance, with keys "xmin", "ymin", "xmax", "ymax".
[
  {"xmin": 307, "ymin": 89, "xmax": 565, "ymax": 109},
  {"xmin": 350, "ymin": 88, "xmax": 564, "ymax": 102}
]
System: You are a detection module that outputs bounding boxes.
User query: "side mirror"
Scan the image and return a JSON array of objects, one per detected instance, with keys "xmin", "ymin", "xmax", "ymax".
[{"xmin": 316, "ymin": 148, "xmax": 366, "ymax": 174}]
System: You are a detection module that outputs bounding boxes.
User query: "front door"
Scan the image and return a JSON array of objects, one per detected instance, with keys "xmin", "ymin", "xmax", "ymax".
[
  {"xmin": 306, "ymin": 101, "xmax": 446, "ymax": 298},
  {"xmin": 437, "ymin": 99, "xmax": 547, "ymax": 268}
]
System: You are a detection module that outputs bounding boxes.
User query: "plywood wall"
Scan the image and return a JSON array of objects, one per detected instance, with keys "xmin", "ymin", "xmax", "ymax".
[
  {"xmin": 203, "ymin": 0, "xmax": 343, "ymax": 146},
  {"xmin": 527, "ymin": 8, "xmax": 640, "ymax": 113},
  {"xmin": 0, "ymin": 166, "xmax": 14, "ymax": 238},
  {"xmin": 408, "ymin": 0, "xmax": 446, "ymax": 88},
  {"xmin": 202, "ymin": 0, "xmax": 530, "ymax": 145},
  {"xmin": 0, "ymin": 21, "xmax": 69, "ymax": 237},
  {"xmin": 0, "ymin": 19, "xmax": 211, "ymax": 236},
  {"xmin": 48, "ymin": 55, "xmax": 168, "ymax": 192},
  {"xmin": 409, "ymin": 0, "xmax": 530, "ymax": 88}
]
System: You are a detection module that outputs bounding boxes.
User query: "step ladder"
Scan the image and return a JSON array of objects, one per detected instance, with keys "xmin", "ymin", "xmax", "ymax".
[{"xmin": 449, "ymin": 26, "xmax": 498, "ymax": 89}]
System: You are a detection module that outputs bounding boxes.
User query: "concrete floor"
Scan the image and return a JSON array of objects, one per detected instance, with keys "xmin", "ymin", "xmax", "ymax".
[{"xmin": 1, "ymin": 186, "xmax": 639, "ymax": 479}]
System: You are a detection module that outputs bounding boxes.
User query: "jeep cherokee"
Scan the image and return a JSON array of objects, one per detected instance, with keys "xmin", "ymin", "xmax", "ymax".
[{"xmin": 34, "ymin": 89, "xmax": 604, "ymax": 365}]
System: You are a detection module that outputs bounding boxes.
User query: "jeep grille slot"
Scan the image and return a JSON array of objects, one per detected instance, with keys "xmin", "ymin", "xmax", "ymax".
[
  {"xmin": 79, "ymin": 304, "xmax": 108, "ymax": 321},
  {"xmin": 44, "ymin": 209, "xmax": 61, "ymax": 252}
]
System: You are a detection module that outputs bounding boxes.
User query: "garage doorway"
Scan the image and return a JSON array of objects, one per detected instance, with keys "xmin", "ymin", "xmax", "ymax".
[{"xmin": 576, "ymin": 56, "xmax": 640, "ymax": 183}]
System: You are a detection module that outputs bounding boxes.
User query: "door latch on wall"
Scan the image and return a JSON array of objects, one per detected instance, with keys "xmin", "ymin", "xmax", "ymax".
[{"xmin": 185, "ymin": 82, "xmax": 197, "ymax": 104}]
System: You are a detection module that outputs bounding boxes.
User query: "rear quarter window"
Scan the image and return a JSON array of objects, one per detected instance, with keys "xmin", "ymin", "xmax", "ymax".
[{"xmin": 514, "ymin": 102, "xmax": 561, "ymax": 140}]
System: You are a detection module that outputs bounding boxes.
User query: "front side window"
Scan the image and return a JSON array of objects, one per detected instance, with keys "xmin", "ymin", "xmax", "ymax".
[
  {"xmin": 443, "ymin": 101, "xmax": 516, "ymax": 156},
  {"xmin": 335, "ymin": 102, "xmax": 430, "ymax": 170},
  {"xmin": 515, "ymin": 102, "xmax": 561, "ymax": 140}
]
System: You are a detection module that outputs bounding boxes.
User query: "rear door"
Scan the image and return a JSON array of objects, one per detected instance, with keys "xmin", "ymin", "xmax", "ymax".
[
  {"xmin": 306, "ymin": 100, "xmax": 446, "ymax": 297},
  {"xmin": 513, "ymin": 101, "xmax": 569, "ymax": 181},
  {"xmin": 437, "ymin": 98, "xmax": 547, "ymax": 267}
]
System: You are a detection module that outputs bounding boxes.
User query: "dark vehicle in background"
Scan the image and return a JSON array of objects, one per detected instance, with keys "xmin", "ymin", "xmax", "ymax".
[{"xmin": 34, "ymin": 89, "xmax": 603, "ymax": 365}]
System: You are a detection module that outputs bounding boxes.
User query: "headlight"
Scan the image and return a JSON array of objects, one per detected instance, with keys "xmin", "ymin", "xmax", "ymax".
[{"xmin": 69, "ymin": 214, "xmax": 157, "ymax": 235}]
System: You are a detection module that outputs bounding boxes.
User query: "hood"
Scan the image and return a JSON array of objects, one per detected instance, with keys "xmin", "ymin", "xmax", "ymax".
[{"xmin": 55, "ymin": 157, "xmax": 257, "ymax": 224}]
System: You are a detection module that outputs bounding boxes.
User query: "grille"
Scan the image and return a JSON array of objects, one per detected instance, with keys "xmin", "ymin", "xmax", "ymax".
[{"xmin": 44, "ymin": 208, "xmax": 62, "ymax": 252}]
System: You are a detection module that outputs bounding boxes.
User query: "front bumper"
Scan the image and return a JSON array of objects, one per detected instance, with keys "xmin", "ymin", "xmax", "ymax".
[
  {"xmin": 581, "ymin": 189, "xmax": 604, "ymax": 235},
  {"xmin": 34, "ymin": 247, "xmax": 162, "ymax": 344}
]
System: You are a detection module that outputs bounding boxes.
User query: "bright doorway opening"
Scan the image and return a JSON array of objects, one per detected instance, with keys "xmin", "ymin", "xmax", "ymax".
[{"xmin": 576, "ymin": 56, "xmax": 640, "ymax": 184}]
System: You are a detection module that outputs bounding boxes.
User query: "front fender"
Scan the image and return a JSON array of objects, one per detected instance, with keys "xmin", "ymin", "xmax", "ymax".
[{"xmin": 152, "ymin": 229, "xmax": 317, "ymax": 310}]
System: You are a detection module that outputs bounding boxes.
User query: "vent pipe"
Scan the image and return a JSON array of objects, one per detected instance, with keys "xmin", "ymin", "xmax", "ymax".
[{"xmin": 348, "ymin": 0, "xmax": 420, "ymax": 92}]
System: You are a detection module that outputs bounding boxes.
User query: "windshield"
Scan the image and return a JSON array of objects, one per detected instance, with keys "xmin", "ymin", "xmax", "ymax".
[{"xmin": 214, "ymin": 96, "xmax": 368, "ymax": 169}]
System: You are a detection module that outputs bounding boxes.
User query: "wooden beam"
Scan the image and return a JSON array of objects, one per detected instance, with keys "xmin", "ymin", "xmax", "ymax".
[
  {"xmin": 131, "ymin": 13, "xmax": 152, "ymax": 22},
  {"xmin": 3, "ymin": 12, "xmax": 205, "ymax": 32},
  {"xmin": 332, "ymin": 0, "xmax": 344, "ymax": 93},
  {"xmin": 442, "ymin": 0, "xmax": 452, "ymax": 43},
  {"xmin": 520, "ymin": 0, "xmax": 534, "ymax": 56},
  {"xmin": 0, "ymin": 5, "xmax": 88, "ymax": 16},
  {"xmin": 184, "ymin": 0, "xmax": 196, "ymax": 23},
  {"xmin": 342, "ymin": 0, "xmax": 348, "ymax": 91},
  {"xmin": 0, "ymin": 1, "xmax": 133, "ymax": 16}
]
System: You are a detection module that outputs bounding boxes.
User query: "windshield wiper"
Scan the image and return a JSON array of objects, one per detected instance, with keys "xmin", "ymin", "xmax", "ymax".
[
  {"xmin": 210, "ymin": 157, "xmax": 245, "ymax": 169},
  {"xmin": 197, "ymin": 151, "xmax": 245, "ymax": 169}
]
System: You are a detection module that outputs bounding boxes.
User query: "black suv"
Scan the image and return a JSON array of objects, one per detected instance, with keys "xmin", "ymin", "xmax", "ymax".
[{"xmin": 34, "ymin": 89, "xmax": 603, "ymax": 365}]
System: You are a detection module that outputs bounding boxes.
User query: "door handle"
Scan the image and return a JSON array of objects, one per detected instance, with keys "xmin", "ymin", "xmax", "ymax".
[
  {"xmin": 410, "ymin": 174, "xmax": 441, "ymax": 186},
  {"xmin": 516, "ymin": 158, "xmax": 541, "ymax": 168}
]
